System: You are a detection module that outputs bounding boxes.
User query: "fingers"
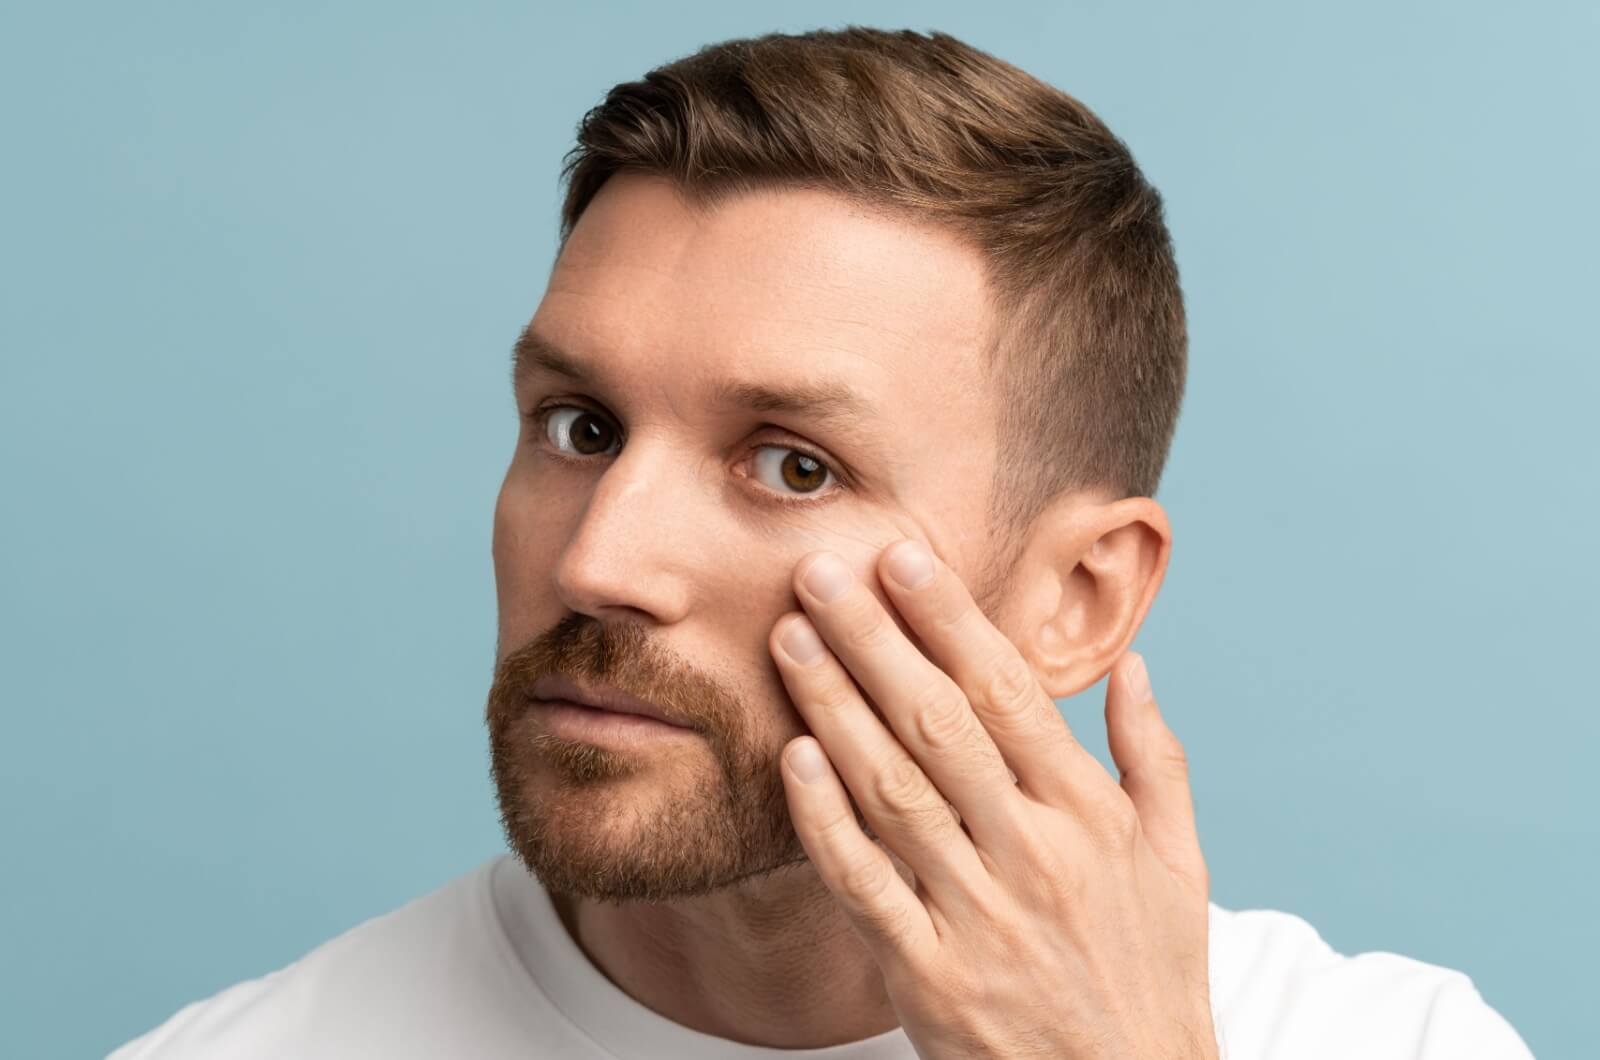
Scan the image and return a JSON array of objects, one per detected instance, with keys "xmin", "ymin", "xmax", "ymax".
[
  {"xmin": 780, "ymin": 735, "xmax": 940, "ymax": 964},
  {"xmin": 789, "ymin": 548, "xmax": 1028, "ymax": 844},
  {"xmin": 772, "ymin": 610, "xmax": 994, "ymax": 909},
  {"xmin": 874, "ymin": 540, "xmax": 1119, "ymax": 811}
]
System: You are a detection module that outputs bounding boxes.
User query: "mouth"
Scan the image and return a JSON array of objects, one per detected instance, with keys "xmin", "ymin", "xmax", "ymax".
[
  {"xmin": 527, "ymin": 695, "xmax": 700, "ymax": 748},
  {"xmin": 528, "ymin": 674, "xmax": 692, "ymax": 729}
]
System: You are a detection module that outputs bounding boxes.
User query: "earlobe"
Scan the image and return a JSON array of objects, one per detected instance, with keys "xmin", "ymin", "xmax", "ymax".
[{"xmin": 1006, "ymin": 496, "xmax": 1171, "ymax": 700}]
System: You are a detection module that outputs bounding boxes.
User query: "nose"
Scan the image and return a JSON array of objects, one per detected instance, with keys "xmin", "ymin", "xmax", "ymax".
[{"xmin": 550, "ymin": 436, "xmax": 699, "ymax": 625}]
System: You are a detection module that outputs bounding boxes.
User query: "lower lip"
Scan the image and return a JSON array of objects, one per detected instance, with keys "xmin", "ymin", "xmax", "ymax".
[{"xmin": 531, "ymin": 698, "xmax": 697, "ymax": 746}]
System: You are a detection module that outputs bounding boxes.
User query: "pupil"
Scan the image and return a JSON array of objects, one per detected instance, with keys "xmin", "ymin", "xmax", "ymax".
[
  {"xmin": 782, "ymin": 452, "xmax": 826, "ymax": 491},
  {"xmin": 572, "ymin": 414, "xmax": 613, "ymax": 455}
]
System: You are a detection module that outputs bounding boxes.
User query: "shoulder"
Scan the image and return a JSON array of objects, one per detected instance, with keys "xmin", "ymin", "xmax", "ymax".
[
  {"xmin": 1205, "ymin": 902, "xmax": 1533, "ymax": 1060},
  {"xmin": 106, "ymin": 857, "xmax": 509, "ymax": 1060}
]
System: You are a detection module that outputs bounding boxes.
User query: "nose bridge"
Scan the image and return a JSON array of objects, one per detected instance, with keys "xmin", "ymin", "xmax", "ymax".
[{"xmin": 553, "ymin": 435, "xmax": 699, "ymax": 620}]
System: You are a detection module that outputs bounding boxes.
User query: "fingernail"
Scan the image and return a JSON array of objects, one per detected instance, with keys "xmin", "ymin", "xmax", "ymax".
[
  {"xmin": 787, "ymin": 739, "xmax": 828, "ymax": 783},
  {"xmin": 780, "ymin": 616, "xmax": 825, "ymax": 664},
  {"xmin": 803, "ymin": 553, "xmax": 852, "ymax": 602},
  {"xmin": 885, "ymin": 539, "xmax": 934, "ymax": 589}
]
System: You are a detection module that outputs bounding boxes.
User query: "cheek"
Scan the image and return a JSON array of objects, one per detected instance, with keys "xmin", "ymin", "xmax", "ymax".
[
  {"xmin": 493, "ymin": 455, "xmax": 562, "ymax": 548},
  {"xmin": 491, "ymin": 481, "xmax": 519, "ymax": 581},
  {"xmin": 727, "ymin": 535, "xmax": 882, "ymax": 651},
  {"xmin": 492, "ymin": 471, "xmax": 560, "ymax": 617}
]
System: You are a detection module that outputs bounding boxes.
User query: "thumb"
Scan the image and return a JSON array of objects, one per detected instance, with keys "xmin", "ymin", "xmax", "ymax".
[{"xmin": 1105, "ymin": 652, "xmax": 1208, "ymax": 895}]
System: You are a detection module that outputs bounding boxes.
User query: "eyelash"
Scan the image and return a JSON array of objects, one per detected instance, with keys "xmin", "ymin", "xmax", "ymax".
[{"xmin": 522, "ymin": 401, "xmax": 848, "ymax": 510}]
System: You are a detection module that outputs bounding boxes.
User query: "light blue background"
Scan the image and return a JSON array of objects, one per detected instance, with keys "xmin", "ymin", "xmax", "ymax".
[{"xmin": 2, "ymin": 3, "xmax": 1591, "ymax": 1057}]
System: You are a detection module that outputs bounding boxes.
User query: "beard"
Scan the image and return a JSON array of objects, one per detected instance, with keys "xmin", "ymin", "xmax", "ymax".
[{"xmin": 486, "ymin": 612, "xmax": 837, "ymax": 905}]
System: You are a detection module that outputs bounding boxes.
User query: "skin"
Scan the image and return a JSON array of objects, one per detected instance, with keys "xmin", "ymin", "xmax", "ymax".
[{"xmin": 486, "ymin": 171, "xmax": 1191, "ymax": 1051}]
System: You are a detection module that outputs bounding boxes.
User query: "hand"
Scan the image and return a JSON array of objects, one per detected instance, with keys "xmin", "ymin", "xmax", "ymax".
[{"xmin": 769, "ymin": 540, "xmax": 1217, "ymax": 1060}]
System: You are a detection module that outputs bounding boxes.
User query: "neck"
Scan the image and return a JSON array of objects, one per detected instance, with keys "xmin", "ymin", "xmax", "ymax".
[{"xmin": 550, "ymin": 855, "xmax": 908, "ymax": 1048}]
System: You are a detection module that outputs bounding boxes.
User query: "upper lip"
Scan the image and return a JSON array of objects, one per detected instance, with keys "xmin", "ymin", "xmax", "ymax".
[{"xmin": 530, "ymin": 674, "xmax": 690, "ymax": 728}]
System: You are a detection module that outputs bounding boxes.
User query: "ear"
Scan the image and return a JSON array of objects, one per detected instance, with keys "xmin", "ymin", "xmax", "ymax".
[{"xmin": 1002, "ymin": 494, "xmax": 1171, "ymax": 700}]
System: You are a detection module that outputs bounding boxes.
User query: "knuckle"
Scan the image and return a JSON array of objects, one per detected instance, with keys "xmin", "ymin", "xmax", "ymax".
[
  {"xmin": 815, "ymin": 803, "xmax": 861, "ymax": 845},
  {"xmin": 1009, "ymin": 843, "xmax": 1077, "ymax": 906},
  {"xmin": 838, "ymin": 849, "xmax": 894, "ymax": 902},
  {"xmin": 1092, "ymin": 795, "xmax": 1141, "ymax": 851},
  {"xmin": 1158, "ymin": 730, "xmax": 1192, "ymax": 777},
  {"xmin": 813, "ymin": 680, "xmax": 860, "ymax": 717},
  {"xmin": 872, "ymin": 754, "xmax": 933, "ymax": 814},
  {"xmin": 1032, "ymin": 844, "xmax": 1074, "ymax": 888},
  {"xmin": 910, "ymin": 682, "xmax": 972, "ymax": 753},
  {"xmin": 979, "ymin": 652, "xmax": 1042, "ymax": 730}
]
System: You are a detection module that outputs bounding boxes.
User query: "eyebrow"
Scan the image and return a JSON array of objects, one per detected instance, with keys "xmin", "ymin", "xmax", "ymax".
[{"xmin": 512, "ymin": 327, "xmax": 885, "ymax": 452}]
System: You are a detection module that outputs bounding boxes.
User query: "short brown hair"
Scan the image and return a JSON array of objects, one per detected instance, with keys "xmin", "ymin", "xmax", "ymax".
[{"xmin": 554, "ymin": 26, "xmax": 1186, "ymax": 559}]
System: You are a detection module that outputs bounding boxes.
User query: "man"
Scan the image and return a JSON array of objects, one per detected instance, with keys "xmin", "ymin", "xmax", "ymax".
[{"xmin": 111, "ymin": 26, "xmax": 1533, "ymax": 1059}]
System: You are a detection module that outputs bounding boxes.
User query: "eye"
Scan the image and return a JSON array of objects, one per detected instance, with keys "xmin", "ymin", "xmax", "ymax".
[
  {"xmin": 539, "ymin": 405, "xmax": 621, "ymax": 457},
  {"xmin": 750, "ymin": 445, "xmax": 837, "ymax": 499},
  {"xmin": 526, "ymin": 403, "xmax": 845, "ymax": 507}
]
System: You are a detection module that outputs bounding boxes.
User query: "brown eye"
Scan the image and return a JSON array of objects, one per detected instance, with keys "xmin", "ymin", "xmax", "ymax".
[
  {"xmin": 752, "ymin": 445, "xmax": 836, "ymax": 497},
  {"xmin": 543, "ymin": 407, "xmax": 620, "ymax": 457}
]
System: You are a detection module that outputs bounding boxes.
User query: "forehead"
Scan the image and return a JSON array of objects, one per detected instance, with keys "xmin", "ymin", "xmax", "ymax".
[{"xmin": 533, "ymin": 174, "xmax": 995, "ymax": 425}]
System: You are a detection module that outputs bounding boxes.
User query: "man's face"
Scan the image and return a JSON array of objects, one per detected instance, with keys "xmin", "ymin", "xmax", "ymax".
[{"xmin": 487, "ymin": 173, "xmax": 1004, "ymax": 903}]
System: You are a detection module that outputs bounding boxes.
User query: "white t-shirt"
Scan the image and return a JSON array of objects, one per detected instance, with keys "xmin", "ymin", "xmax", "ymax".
[{"xmin": 108, "ymin": 853, "xmax": 1534, "ymax": 1059}]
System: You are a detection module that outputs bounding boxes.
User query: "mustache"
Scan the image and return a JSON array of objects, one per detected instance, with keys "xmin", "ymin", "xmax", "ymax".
[{"xmin": 487, "ymin": 613, "xmax": 720, "ymax": 732}]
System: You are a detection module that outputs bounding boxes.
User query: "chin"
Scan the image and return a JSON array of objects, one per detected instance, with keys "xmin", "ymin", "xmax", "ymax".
[{"xmin": 492, "ymin": 737, "xmax": 809, "ymax": 903}]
